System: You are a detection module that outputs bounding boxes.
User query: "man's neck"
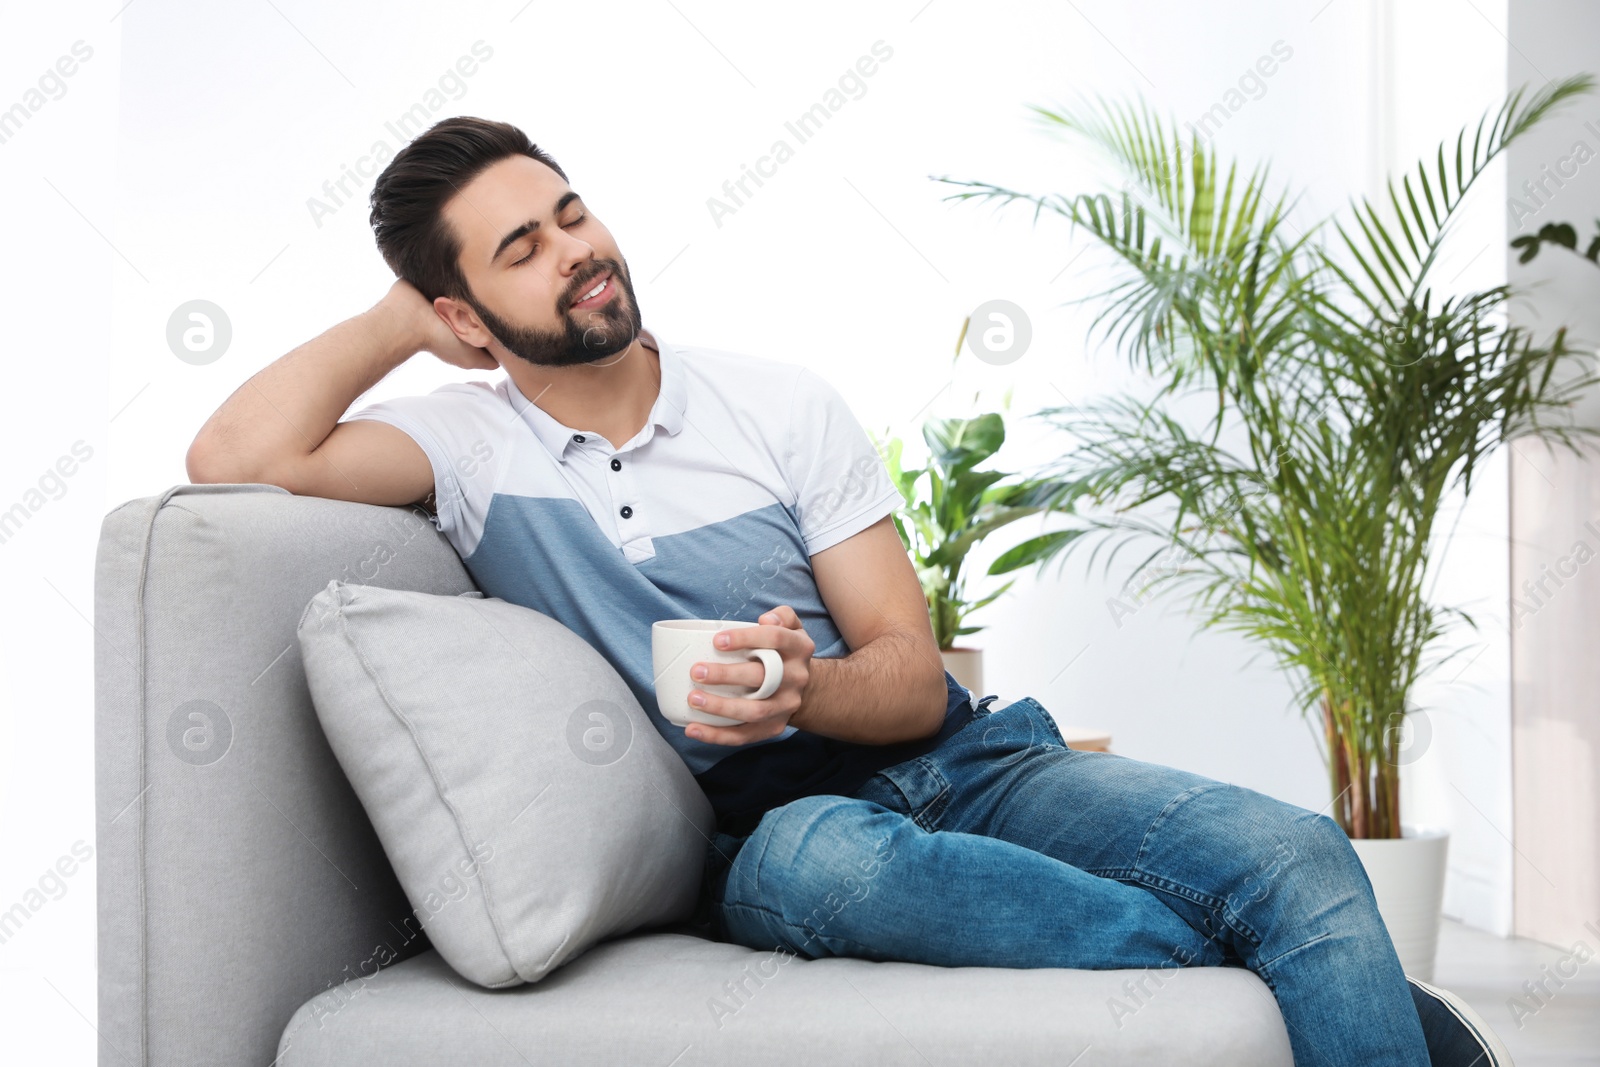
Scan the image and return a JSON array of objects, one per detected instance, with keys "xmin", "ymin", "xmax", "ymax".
[{"xmin": 507, "ymin": 329, "xmax": 661, "ymax": 450}]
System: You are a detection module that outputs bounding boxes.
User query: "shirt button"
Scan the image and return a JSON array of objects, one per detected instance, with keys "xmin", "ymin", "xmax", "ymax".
[
  {"xmin": 610, "ymin": 458, "xmax": 622, "ymax": 471},
  {"xmin": 572, "ymin": 433, "xmax": 586, "ymax": 443},
  {"xmin": 620, "ymin": 505, "xmax": 633, "ymax": 519}
]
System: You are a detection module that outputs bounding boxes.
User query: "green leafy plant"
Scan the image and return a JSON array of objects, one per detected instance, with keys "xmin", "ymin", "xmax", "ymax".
[
  {"xmin": 879, "ymin": 322, "xmax": 1086, "ymax": 650},
  {"xmin": 933, "ymin": 76, "xmax": 1600, "ymax": 838}
]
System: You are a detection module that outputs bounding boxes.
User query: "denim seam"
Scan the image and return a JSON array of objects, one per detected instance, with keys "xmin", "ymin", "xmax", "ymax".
[
  {"xmin": 1081, "ymin": 865, "xmax": 1235, "ymax": 963},
  {"xmin": 1127, "ymin": 784, "xmax": 1285, "ymax": 956},
  {"xmin": 913, "ymin": 759, "xmax": 950, "ymax": 831},
  {"xmin": 717, "ymin": 899, "xmax": 880, "ymax": 960},
  {"xmin": 1253, "ymin": 928, "xmax": 1331, "ymax": 973},
  {"xmin": 1087, "ymin": 866, "xmax": 1225, "ymax": 912},
  {"xmin": 1218, "ymin": 897, "xmax": 1268, "ymax": 950},
  {"xmin": 1125, "ymin": 783, "xmax": 1259, "ymax": 948},
  {"xmin": 882, "ymin": 756, "xmax": 950, "ymax": 831},
  {"xmin": 777, "ymin": 908, "xmax": 880, "ymax": 959},
  {"xmin": 1133, "ymin": 783, "xmax": 1230, "ymax": 873},
  {"xmin": 1106, "ymin": 866, "xmax": 1271, "ymax": 954},
  {"xmin": 746, "ymin": 815, "xmax": 781, "ymax": 903},
  {"xmin": 799, "ymin": 926, "xmax": 881, "ymax": 958},
  {"xmin": 719, "ymin": 897, "xmax": 786, "ymax": 926}
]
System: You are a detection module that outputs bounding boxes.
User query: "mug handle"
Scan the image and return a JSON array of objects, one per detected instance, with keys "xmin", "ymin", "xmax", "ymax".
[{"xmin": 747, "ymin": 648, "xmax": 784, "ymax": 700}]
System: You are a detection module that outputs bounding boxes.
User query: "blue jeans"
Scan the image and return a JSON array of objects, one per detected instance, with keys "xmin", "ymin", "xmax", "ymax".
[{"xmin": 702, "ymin": 692, "xmax": 1431, "ymax": 1066}]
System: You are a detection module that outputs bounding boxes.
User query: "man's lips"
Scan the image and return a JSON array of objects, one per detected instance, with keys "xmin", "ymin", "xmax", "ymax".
[{"xmin": 569, "ymin": 271, "xmax": 616, "ymax": 310}]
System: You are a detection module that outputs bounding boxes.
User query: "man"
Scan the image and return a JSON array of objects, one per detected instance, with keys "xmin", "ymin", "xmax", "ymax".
[{"xmin": 187, "ymin": 116, "xmax": 1512, "ymax": 1066}]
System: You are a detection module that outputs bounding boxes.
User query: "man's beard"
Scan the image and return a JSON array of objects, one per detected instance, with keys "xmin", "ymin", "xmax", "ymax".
[{"xmin": 464, "ymin": 257, "xmax": 644, "ymax": 367}]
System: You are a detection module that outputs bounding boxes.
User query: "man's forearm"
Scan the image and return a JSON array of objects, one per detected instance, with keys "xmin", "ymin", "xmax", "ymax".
[
  {"xmin": 787, "ymin": 628, "xmax": 948, "ymax": 745},
  {"xmin": 185, "ymin": 299, "xmax": 417, "ymax": 484}
]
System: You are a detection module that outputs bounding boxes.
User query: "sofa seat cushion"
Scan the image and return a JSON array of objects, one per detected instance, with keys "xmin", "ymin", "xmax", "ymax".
[{"xmin": 276, "ymin": 932, "xmax": 1293, "ymax": 1066}]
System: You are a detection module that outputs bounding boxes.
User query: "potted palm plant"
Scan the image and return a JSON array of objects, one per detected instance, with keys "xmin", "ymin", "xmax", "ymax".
[
  {"xmin": 936, "ymin": 77, "xmax": 1600, "ymax": 979},
  {"xmin": 879, "ymin": 330, "xmax": 1085, "ymax": 693}
]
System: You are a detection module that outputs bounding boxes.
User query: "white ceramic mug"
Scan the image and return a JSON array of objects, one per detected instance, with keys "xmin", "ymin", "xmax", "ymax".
[{"xmin": 651, "ymin": 619, "xmax": 783, "ymax": 728}]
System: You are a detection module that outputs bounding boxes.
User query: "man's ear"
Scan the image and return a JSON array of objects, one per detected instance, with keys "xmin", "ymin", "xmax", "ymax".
[{"xmin": 434, "ymin": 295, "xmax": 493, "ymax": 350}]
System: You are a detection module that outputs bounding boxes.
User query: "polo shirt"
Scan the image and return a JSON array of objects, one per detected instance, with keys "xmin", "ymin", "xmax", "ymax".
[{"xmin": 344, "ymin": 326, "xmax": 976, "ymax": 835}]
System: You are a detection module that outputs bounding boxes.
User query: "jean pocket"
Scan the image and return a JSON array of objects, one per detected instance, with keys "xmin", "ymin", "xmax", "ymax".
[
  {"xmin": 969, "ymin": 697, "xmax": 1070, "ymax": 761},
  {"xmin": 859, "ymin": 757, "xmax": 950, "ymax": 831},
  {"xmin": 1011, "ymin": 697, "xmax": 1070, "ymax": 750}
]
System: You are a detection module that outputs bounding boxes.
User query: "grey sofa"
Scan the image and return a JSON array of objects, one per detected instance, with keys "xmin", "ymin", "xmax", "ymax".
[{"xmin": 94, "ymin": 483, "xmax": 1295, "ymax": 1066}]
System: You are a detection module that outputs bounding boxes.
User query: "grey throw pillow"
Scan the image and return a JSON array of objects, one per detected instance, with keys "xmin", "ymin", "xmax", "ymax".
[{"xmin": 295, "ymin": 580, "xmax": 714, "ymax": 989}]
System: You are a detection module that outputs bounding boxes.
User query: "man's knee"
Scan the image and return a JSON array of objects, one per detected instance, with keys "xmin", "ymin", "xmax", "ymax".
[
  {"xmin": 732, "ymin": 795, "xmax": 907, "ymax": 931},
  {"xmin": 1220, "ymin": 789, "xmax": 1368, "ymax": 922}
]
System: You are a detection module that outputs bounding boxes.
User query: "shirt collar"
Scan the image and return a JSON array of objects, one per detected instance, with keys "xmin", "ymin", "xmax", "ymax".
[{"xmin": 505, "ymin": 326, "xmax": 686, "ymax": 463}]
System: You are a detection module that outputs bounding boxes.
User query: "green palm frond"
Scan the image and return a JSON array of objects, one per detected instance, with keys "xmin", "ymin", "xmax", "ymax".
[
  {"xmin": 936, "ymin": 77, "xmax": 1600, "ymax": 837},
  {"xmin": 935, "ymin": 94, "xmax": 1324, "ymax": 401},
  {"xmin": 1325, "ymin": 74, "xmax": 1595, "ymax": 317}
]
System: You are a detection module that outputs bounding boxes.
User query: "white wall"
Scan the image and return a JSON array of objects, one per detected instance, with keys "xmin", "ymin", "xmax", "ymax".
[
  {"xmin": 0, "ymin": 0, "xmax": 121, "ymax": 1056},
  {"xmin": 1, "ymin": 1, "xmax": 1527, "ymax": 1062}
]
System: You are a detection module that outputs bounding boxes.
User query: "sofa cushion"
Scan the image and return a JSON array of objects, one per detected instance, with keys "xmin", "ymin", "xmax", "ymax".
[
  {"xmin": 295, "ymin": 580, "xmax": 715, "ymax": 989},
  {"xmin": 275, "ymin": 934, "xmax": 1295, "ymax": 1066}
]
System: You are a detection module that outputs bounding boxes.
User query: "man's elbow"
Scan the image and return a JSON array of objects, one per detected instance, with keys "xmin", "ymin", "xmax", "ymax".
[
  {"xmin": 186, "ymin": 434, "xmax": 277, "ymax": 488},
  {"xmin": 185, "ymin": 440, "xmax": 224, "ymax": 484},
  {"xmin": 186, "ymin": 433, "xmax": 242, "ymax": 485},
  {"xmin": 916, "ymin": 658, "xmax": 949, "ymax": 739}
]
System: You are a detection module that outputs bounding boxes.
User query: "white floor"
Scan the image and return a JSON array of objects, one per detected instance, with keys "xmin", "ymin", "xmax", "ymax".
[{"xmin": 1432, "ymin": 918, "xmax": 1600, "ymax": 1066}]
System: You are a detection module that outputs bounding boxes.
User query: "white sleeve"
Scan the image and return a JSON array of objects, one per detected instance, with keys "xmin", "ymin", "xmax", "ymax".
[
  {"xmin": 783, "ymin": 366, "xmax": 901, "ymax": 555},
  {"xmin": 342, "ymin": 388, "xmax": 473, "ymax": 536}
]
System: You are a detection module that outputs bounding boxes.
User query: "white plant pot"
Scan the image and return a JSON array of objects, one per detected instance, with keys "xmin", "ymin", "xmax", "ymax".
[
  {"xmin": 1348, "ymin": 827, "xmax": 1450, "ymax": 982},
  {"xmin": 940, "ymin": 646, "xmax": 984, "ymax": 695}
]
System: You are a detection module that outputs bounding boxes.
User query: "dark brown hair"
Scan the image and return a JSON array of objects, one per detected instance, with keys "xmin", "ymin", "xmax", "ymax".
[{"xmin": 368, "ymin": 116, "xmax": 567, "ymax": 302}]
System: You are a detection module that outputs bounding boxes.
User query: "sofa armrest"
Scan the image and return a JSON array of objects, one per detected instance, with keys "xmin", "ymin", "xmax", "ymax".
[{"xmin": 95, "ymin": 484, "xmax": 476, "ymax": 1067}]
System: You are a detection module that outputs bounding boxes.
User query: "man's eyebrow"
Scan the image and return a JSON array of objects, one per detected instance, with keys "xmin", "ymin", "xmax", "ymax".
[{"xmin": 491, "ymin": 190, "xmax": 583, "ymax": 263}]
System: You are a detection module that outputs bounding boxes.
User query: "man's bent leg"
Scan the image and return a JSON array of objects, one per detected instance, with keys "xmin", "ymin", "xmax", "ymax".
[
  {"xmin": 713, "ymin": 792, "xmax": 1226, "ymax": 971},
  {"xmin": 880, "ymin": 696, "xmax": 1429, "ymax": 1067}
]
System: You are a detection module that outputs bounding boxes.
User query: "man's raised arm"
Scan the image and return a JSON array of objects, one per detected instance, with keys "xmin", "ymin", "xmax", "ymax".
[{"xmin": 185, "ymin": 279, "xmax": 496, "ymax": 508}]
